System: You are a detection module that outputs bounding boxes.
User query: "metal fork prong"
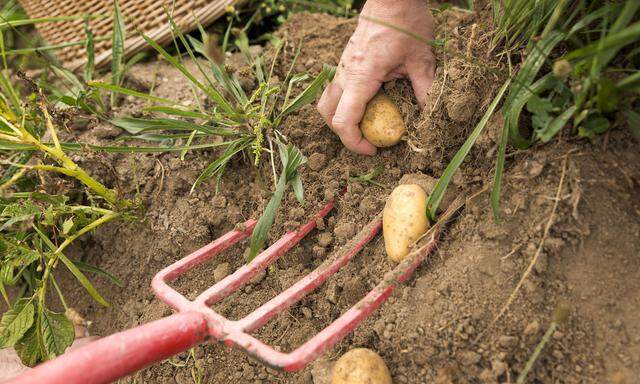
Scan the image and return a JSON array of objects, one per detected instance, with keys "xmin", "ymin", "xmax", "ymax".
[
  {"xmin": 154, "ymin": 220, "xmax": 257, "ymax": 283},
  {"xmin": 152, "ymin": 220, "xmax": 256, "ymax": 310},
  {"xmin": 195, "ymin": 196, "xmax": 338, "ymax": 306},
  {"xmin": 239, "ymin": 215, "xmax": 382, "ymax": 332}
]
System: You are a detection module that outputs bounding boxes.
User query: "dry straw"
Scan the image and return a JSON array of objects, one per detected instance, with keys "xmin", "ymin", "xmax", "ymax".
[{"xmin": 18, "ymin": 0, "xmax": 242, "ymax": 69}]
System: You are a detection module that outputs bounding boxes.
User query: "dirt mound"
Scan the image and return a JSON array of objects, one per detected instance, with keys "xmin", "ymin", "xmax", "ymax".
[{"xmin": 57, "ymin": 10, "xmax": 640, "ymax": 384}]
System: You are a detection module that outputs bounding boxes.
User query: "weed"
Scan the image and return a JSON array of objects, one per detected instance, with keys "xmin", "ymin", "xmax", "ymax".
[
  {"xmin": 516, "ymin": 302, "xmax": 571, "ymax": 383},
  {"xmin": 349, "ymin": 166, "xmax": 384, "ymax": 187},
  {"xmin": 93, "ymin": 10, "xmax": 334, "ymax": 261},
  {"xmin": 490, "ymin": 0, "xmax": 640, "ymax": 220},
  {"xmin": 0, "ymin": 64, "xmax": 135, "ymax": 365}
]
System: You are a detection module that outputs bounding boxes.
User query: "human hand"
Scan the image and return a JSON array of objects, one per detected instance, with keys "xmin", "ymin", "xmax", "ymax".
[{"xmin": 317, "ymin": 0, "xmax": 436, "ymax": 155}]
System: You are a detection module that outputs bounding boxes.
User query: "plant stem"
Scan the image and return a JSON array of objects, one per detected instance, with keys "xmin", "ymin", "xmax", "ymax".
[
  {"xmin": 38, "ymin": 211, "xmax": 120, "ymax": 304},
  {"xmin": 54, "ymin": 211, "xmax": 120, "ymax": 255},
  {"xmin": 50, "ymin": 274, "xmax": 69, "ymax": 311},
  {"xmin": 516, "ymin": 322, "xmax": 558, "ymax": 384},
  {"xmin": 32, "ymin": 164, "xmax": 119, "ymax": 205}
]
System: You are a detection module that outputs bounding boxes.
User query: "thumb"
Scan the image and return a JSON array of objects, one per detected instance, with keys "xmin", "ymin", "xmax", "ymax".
[{"xmin": 407, "ymin": 59, "xmax": 435, "ymax": 108}]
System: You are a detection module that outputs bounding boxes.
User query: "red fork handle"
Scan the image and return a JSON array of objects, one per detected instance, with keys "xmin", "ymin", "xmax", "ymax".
[{"xmin": 8, "ymin": 311, "xmax": 208, "ymax": 384}]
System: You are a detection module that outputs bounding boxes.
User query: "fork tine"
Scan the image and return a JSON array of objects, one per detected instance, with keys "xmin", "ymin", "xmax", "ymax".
[
  {"xmin": 196, "ymin": 195, "xmax": 338, "ymax": 306},
  {"xmin": 239, "ymin": 214, "xmax": 382, "ymax": 332}
]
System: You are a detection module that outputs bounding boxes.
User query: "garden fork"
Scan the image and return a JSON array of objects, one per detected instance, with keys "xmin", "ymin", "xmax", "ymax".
[{"xmin": 9, "ymin": 191, "xmax": 463, "ymax": 384}]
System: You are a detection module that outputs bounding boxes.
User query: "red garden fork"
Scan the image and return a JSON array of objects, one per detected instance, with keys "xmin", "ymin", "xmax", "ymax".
[{"xmin": 10, "ymin": 192, "xmax": 463, "ymax": 384}]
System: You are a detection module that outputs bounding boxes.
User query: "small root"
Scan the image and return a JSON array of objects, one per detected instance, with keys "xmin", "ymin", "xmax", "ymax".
[{"xmin": 476, "ymin": 155, "xmax": 569, "ymax": 343}]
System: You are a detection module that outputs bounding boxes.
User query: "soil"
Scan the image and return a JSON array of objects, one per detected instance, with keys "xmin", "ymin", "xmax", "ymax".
[{"xmin": 48, "ymin": 7, "xmax": 640, "ymax": 384}]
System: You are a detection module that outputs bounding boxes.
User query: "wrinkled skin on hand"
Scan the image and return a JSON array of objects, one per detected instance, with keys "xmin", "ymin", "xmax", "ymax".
[{"xmin": 317, "ymin": 0, "xmax": 436, "ymax": 155}]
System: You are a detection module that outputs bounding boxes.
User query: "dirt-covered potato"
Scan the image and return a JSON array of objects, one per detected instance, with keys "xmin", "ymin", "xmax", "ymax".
[
  {"xmin": 331, "ymin": 348, "xmax": 392, "ymax": 384},
  {"xmin": 383, "ymin": 184, "xmax": 429, "ymax": 262},
  {"xmin": 361, "ymin": 92, "xmax": 406, "ymax": 147}
]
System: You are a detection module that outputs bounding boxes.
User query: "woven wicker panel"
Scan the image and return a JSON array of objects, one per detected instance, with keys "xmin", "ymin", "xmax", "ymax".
[{"xmin": 18, "ymin": 0, "xmax": 242, "ymax": 70}]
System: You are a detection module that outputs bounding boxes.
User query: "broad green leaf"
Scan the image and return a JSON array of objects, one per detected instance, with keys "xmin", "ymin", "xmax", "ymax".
[
  {"xmin": 14, "ymin": 325, "xmax": 40, "ymax": 367},
  {"xmin": 0, "ymin": 298, "xmax": 35, "ymax": 347},
  {"xmin": 596, "ymin": 78, "xmax": 619, "ymax": 113},
  {"xmin": 1, "ymin": 201, "xmax": 40, "ymax": 231},
  {"xmin": 39, "ymin": 309, "xmax": 74, "ymax": 359},
  {"xmin": 426, "ymin": 78, "xmax": 510, "ymax": 221},
  {"xmin": 579, "ymin": 116, "xmax": 610, "ymax": 138}
]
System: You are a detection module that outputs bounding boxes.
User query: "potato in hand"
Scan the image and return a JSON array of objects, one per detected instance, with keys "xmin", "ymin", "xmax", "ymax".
[{"xmin": 361, "ymin": 92, "xmax": 406, "ymax": 147}]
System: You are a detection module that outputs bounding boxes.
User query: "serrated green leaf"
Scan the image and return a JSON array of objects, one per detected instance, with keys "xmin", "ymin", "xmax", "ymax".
[
  {"xmin": 62, "ymin": 218, "xmax": 74, "ymax": 235},
  {"xmin": 39, "ymin": 309, "xmax": 74, "ymax": 359},
  {"xmin": 0, "ymin": 298, "xmax": 35, "ymax": 347},
  {"xmin": 14, "ymin": 324, "xmax": 40, "ymax": 367},
  {"xmin": 1, "ymin": 201, "xmax": 41, "ymax": 231}
]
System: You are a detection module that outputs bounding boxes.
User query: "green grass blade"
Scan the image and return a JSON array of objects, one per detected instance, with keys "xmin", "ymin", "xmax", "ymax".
[
  {"xmin": 490, "ymin": 113, "xmax": 509, "ymax": 222},
  {"xmin": 248, "ymin": 143, "xmax": 306, "ymax": 261},
  {"xmin": 426, "ymin": 78, "xmax": 511, "ymax": 221},
  {"xmin": 190, "ymin": 138, "xmax": 250, "ymax": 193},
  {"xmin": 56, "ymin": 252, "xmax": 109, "ymax": 307},
  {"xmin": 109, "ymin": 117, "xmax": 234, "ymax": 136},
  {"xmin": 83, "ymin": 19, "xmax": 95, "ymax": 83},
  {"xmin": 537, "ymin": 105, "xmax": 577, "ymax": 142},
  {"xmin": 279, "ymin": 65, "xmax": 335, "ymax": 118},
  {"xmin": 140, "ymin": 33, "xmax": 235, "ymax": 115},
  {"xmin": 504, "ymin": 32, "xmax": 565, "ymax": 148},
  {"xmin": 617, "ymin": 71, "xmax": 640, "ymax": 92},
  {"xmin": 565, "ymin": 21, "xmax": 640, "ymax": 62},
  {"xmin": 89, "ymin": 82, "xmax": 179, "ymax": 105},
  {"xmin": 74, "ymin": 261, "xmax": 122, "ymax": 288},
  {"xmin": 144, "ymin": 106, "xmax": 211, "ymax": 119},
  {"xmin": 0, "ymin": 15, "xmax": 96, "ymax": 29},
  {"xmin": 110, "ymin": 0, "xmax": 126, "ymax": 107}
]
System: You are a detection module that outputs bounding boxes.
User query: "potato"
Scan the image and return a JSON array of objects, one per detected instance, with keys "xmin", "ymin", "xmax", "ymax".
[
  {"xmin": 361, "ymin": 92, "xmax": 406, "ymax": 147},
  {"xmin": 383, "ymin": 184, "xmax": 429, "ymax": 262},
  {"xmin": 331, "ymin": 348, "xmax": 392, "ymax": 384}
]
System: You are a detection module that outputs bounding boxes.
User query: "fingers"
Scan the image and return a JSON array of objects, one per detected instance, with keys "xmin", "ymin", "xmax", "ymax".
[
  {"xmin": 330, "ymin": 74, "xmax": 380, "ymax": 155},
  {"xmin": 407, "ymin": 58, "xmax": 436, "ymax": 107},
  {"xmin": 317, "ymin": 71, "xmax": 378, "ymax": 155},
  {"xmin": 317, "ymin": 81, "xmax": 342, "ymax": 127}
]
